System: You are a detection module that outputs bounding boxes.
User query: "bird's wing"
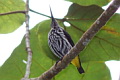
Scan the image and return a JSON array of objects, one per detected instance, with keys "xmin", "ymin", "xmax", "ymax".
[{"xmin": 63, "ymin": 30, "xmax": 74, "ymax": 47}]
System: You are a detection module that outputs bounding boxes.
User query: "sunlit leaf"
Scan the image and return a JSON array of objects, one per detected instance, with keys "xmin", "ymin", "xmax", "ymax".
[
  {"xmin": 65, "ymin": 4, "xmax": 120, "ymax": 62},
  {"xmin": 0, "ymin": 22, "xmax": 111, "ymax": 80},
  {"xmin": 65, "ymin": 0, "xmax": 111, "ymax": 7},
  {"xmin": 0, "ymin": 0, "xmax": 25, "ymax": 34}
]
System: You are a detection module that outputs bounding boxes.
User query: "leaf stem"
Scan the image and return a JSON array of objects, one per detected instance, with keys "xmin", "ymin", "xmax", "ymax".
[
  {"xmin": 0, "ymin": 10, "xmax": 25, "ymax": 16},
  {"xmin": 30, "ymin": 9, "xmax": 51, "ymax": 18}
]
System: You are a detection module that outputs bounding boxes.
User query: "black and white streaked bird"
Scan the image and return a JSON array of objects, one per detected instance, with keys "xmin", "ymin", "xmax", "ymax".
[{"xmin": 48, "ymin": 7, "xmax": 84, "ymax": 74}]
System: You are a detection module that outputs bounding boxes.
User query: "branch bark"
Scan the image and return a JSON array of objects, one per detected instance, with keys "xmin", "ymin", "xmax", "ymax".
[
  {"xmin": 0, "ymin": 10, "xmax": 25, "ymax": 15},
  {"xmin": 21, "ymin": 0, "xmax": 33, "ymax": 80},
  {"xmin": 26, "ymin": 0, "xmax": 120, "ymax": 80}
]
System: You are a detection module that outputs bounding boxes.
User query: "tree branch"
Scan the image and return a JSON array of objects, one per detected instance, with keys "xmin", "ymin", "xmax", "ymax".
[
  {"xmin": 27, "ymin": 0, "xmax": 120, "ymax": 80},
  {"xmin": 21, "ymin": 0, "xmax": 33, "ymax": 80},
  {"xmin": 0, "ymin": 10, "xmax": 25, "ymax": 16}
]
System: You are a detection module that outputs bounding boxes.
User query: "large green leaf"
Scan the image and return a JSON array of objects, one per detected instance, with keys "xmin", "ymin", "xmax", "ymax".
[
  {"xmin": 65, "ymin": 3, "xmax": 120, "ymax": 62},
  {"xmin": 0, "ymin": 26, "xmax": 52, "ymax": 79},
  {"xmin": 0, "ymin": 20, "xmax": 111, "ymax": 80},
  {"xmin": 65, "ymin": 0, "xmax": 111, "ymax": 7},
  {"xmin": 0, "ymin": 0, "xmax": 25, "ymax": 34},
  {"xmin": 55, "ymin": 61, "xmax": 111, "ymax": 80}
]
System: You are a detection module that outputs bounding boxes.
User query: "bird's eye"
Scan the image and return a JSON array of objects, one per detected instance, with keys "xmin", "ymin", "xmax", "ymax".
[{"xmin": 58, "ymin": 29, "xmax": 62, "ymax": 32}]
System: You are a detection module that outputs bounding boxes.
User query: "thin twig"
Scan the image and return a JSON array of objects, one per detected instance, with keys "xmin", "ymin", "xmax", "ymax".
[
  {"xmin": 118, "ymin": 70, "xmax": 120, "ymax": 80},
  {"xmin": 30, "ymin": 9, "xmax": 51, "ymax": 18},
  {"xmin": 24, "ymin": 0, "xmax": 31, "ymax": 78},
  {"xmin": 30, "ymin": 8, "xmax": 63, "ymax": 21},
  {"xmin": 26, "ymin": 0, "xmax": 120, "ymax": 80},
  {"xmin": 21, "ymin": 0, "xmax": 33, "ymax": 80},
  {"xmin": 0, "ymin": 10, "xmax": 25, "ymax": 16},
  {"xmin": 30, "ymin": 8, "xmax": 96, "ymax": 22}
]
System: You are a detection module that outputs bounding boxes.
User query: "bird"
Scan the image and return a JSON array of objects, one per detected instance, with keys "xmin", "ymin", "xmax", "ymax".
[{"xmin": 48, "ymin": 7, "xmax": 84, "ymax": 74}]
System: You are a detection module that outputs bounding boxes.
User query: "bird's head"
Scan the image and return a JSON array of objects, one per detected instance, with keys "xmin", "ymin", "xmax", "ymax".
[{"xmin": 50, "ymin": 6, "xmax": 59, "ymax": 29}]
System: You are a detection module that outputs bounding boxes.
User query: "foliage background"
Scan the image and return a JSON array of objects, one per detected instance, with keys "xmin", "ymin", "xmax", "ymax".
[{"xmin": 0, "ymin": 0, "xmax": 120, "ymax": 80}]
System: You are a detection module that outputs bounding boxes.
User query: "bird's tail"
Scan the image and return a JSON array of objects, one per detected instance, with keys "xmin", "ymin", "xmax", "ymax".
[
  {"xmin": 77, "ymin": 66, "xmax": 85, "ymax": 74},
  {"xmin": 71, "ymin": 55, "xmax": 85, "ymax": 74}
]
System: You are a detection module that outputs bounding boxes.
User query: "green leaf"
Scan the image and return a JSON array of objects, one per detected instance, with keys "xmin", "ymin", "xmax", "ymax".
[
  {"xmin": 0, "ymin": 23, "xmax": 111, "ymax": 80},
  {"xmin": 65, "ymin": 0, "xmax": 111, "ymax": 7},
  {"xmin": 65, "ymin": 3, "xmax": 120, "ymax": 61},
  {"xmin": 0, "ymin": 26, "xmax": 53, "ymax": 79},
  {"xmin": 0, "ymin": 0, "xmax": 25, "ymax": 34},
  {"xmin": 55, "ymin": 61, "xmax": 111, "ymax": 80}
]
